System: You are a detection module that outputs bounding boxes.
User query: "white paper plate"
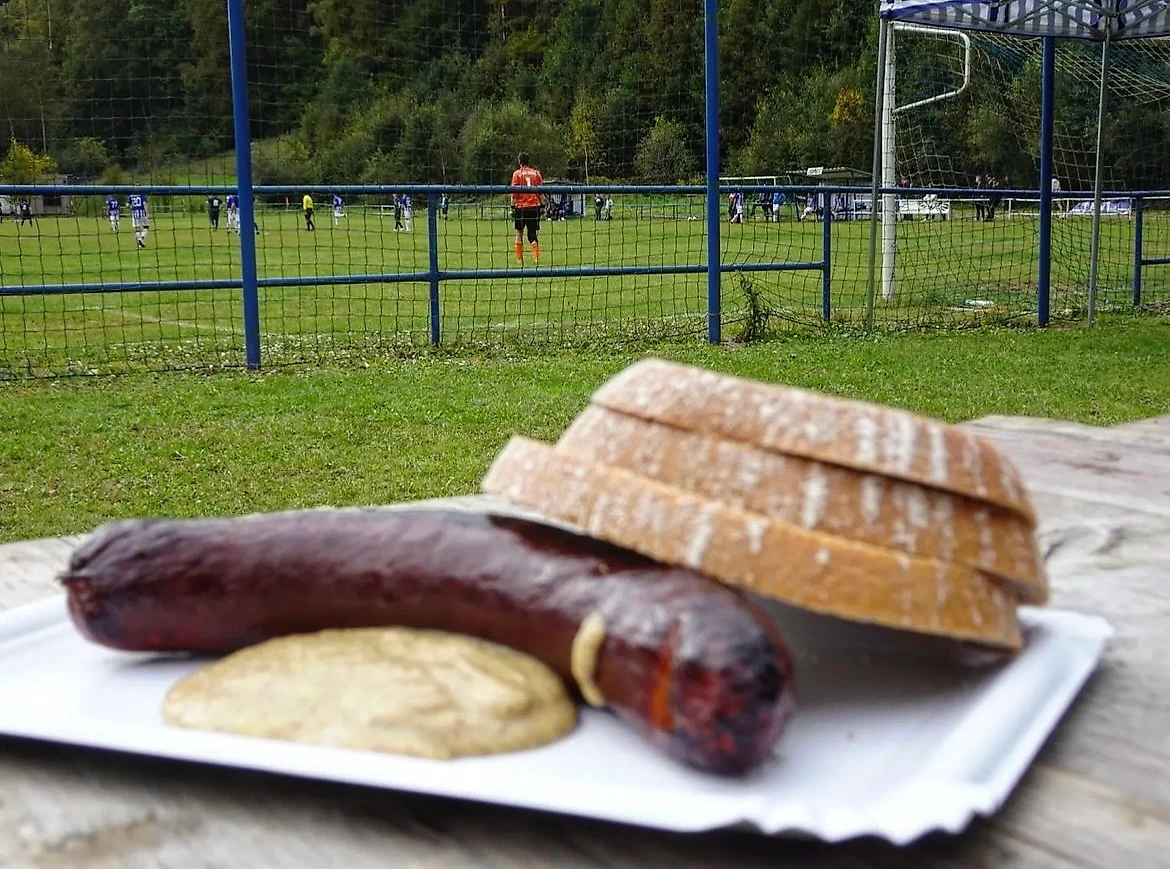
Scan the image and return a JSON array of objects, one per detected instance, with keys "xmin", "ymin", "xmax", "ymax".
[{"xmin": 0, "ymin": 594, "xmax": 1110, "ymax": 845}]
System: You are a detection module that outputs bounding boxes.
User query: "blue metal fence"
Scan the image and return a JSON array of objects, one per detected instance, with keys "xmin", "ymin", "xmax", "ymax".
[
  {"xmin": 1, "ymin": 1, "xmax": 1167, "ymax": 377},
  {"xmin": 3, "ymin": 180, "xmax": 1168, "ymax": 372}
]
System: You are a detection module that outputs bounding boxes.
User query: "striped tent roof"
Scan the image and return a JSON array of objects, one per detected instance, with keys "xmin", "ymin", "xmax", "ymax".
[{"xmin": 880, "ymin": 1, "xmax": 1170, "ymax": 40}]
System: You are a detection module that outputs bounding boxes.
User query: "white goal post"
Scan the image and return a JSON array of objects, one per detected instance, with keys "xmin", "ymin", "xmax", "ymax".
[{"xmin": 877, "ymin": 23, "xmax": 973, "ymax": 302}]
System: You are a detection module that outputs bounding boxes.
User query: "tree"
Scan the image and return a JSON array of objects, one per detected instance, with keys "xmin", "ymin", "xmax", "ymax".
[
  {"xmin": 1, "ymin": 139, "xmax": 58, "ymax": 182},
  {"xmin": 634, "ymin": 116, "xmax": 694, "ymax": 183},
  {"xmin": 567, "ymin": 95, "xmax": 603, "ymax": 182},
  {"xmin": 460, "ymin": 101, "xmax": 564, "ymax": 184},
  {"xmin": 53, "ymin": 137, "xmax": 110, "ymax": 179}
]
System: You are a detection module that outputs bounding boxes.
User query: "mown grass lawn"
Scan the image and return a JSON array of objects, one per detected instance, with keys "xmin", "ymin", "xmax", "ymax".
[
  {"xmin": 5, "ymin": 199, "xmax": 1170, "ymax": 377},
  {"xmin": 3, "ymin": 317, "xmax": 1168, "ymax": 542}
]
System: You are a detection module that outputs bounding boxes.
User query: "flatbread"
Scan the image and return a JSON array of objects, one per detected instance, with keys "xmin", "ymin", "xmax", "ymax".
[{"xmin": 163, "ymin": 628, "xmax": 578, "ymax": 759}]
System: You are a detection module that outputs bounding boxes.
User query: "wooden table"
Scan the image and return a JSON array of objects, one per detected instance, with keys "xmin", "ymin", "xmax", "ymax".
[{"xmin": 2, "ymin": 415, "xmax": 1169, "ymax": 869}]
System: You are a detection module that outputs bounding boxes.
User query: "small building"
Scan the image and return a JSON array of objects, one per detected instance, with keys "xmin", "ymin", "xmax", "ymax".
[
  {"xmin": 542, "ymin": 181, "xmax": 587, "ymax": 220},
  {"xmin": 782, "ymin": 166, "xmax": 873, "ymax": 221},
  {"xmin": 2, "ymin": 176, "xmax": 74, "ymax": 217}
]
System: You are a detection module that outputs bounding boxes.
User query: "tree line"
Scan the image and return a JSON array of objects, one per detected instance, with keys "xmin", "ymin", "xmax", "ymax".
[{"xmin": 2, "ymin": 0, "xmax": 1169, "ymax": 190}]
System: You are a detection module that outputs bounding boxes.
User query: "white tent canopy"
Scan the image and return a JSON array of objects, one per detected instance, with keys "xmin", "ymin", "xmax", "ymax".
[
  {"xmin": 881, "ymin": 1, "xmax": 1170, "ymax": 40},
  {"xmin": 871, "ymin": 1, "xmax": 1170, "ymax": 325}
]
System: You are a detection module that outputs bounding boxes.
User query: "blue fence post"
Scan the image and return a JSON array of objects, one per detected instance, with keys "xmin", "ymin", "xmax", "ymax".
[
  {"xmin": 703, "ymin": 0, "xmax": 721, "ymax": 345},
  {"xmin": 1037, "ymin": 36, "xmax": 1056, "ymax": 328},
  {"xmin": 427, "ymin": 192, "xmax": 441, "ymax": 345},
  {"xmin": 226, "ymin": 0, "xmax": 261, "ymax": 370},
  {"xmin": 1133, "ymin": 196, "xmax": 1144, "ymax": 308},
  {"xmin": 821, "ymin": 200, "xmax": 832, "ymax": 322}
]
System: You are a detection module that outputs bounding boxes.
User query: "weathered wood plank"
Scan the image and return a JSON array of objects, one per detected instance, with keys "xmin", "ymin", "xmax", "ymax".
[
  {"xmin": 1109, "ymin": 414, "xmax": 1170, "ymax": 439},
  {"xmin": 967, "ymin": 415, "xmax": 1170, "ymax": 446},
  {"xmin": 963, "ymin": 419, "xmax": 1170, "ymax": 516},
  {"xmin": 0, "ymin": 536, "xmax": 80, "ymax": 609}
]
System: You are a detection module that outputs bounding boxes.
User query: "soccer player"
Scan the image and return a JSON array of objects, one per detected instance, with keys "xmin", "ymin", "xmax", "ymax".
[
  {"xmin": 18, "ymin": 199, "xmax": 33, "ymax": 226},
  {"xmin": 510, "ymin": 151, "xmax": 543, "ymax": 262},
  {"xmin": 302, "ymin": 193, "xmax": 315, "ymax": 231},
  {"xmin": 729, "ymin": 192, "xmax": 744, "ymax": 224},
  {"xmin": 128, "ymin": 193, "xmax": 149, "ymax": 248},
  {"xmin": 207, "ymin": 195, "xmax": 222, "ymax": 230},
  {"xmin": 226, "ymin": 193, "xmax": 240, "ymax": 234},
  {"xmin": 332, "ymin": 193, "xmax": 344, "ymax": 226},
  {"xmin": 403, "ymin": 194, "xmax": 413, "ymax": 232},
  {"xmin": 440, "ymin": 193, "xmax": 450, "ymax": 219},
  {"xmin": 106, "ymin": 195, "xmax": 121, "ymax": 232}
]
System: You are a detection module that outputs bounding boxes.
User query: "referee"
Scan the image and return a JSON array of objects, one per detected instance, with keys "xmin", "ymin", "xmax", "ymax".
[{"xmin": 302, "ymin": 193, "xmax": 315, "ymax": 231}]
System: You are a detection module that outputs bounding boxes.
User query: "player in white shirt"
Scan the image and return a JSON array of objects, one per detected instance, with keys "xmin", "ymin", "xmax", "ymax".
[
  {"xmin": 403, "ymin": 194, "xmax": 413, "ymax": 232},
  {"xmin": 128, "ymin": 193, "xmax": 149, "ymax": 248},
  {"xmin": 106, "ymin": 196, "xmax": 121, "ymax": 232},
  {"xmin": 332, "ymin": 193, "xmax": 344, "ymax": 226},
  {"xmin": 226, "ymin": 193, "xmax": 240, "ymax": 233}
]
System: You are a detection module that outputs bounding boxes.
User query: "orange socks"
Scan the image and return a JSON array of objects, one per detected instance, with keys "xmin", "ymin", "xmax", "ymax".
[{"xmin": 514, "ymin": 241, "xmax": 540, "ymax": 262}]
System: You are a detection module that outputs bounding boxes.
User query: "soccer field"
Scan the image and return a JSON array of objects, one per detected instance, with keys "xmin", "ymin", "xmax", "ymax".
[{"xmin": 1, "ymin": 202, "xmax": 1164, "ymax": 375}]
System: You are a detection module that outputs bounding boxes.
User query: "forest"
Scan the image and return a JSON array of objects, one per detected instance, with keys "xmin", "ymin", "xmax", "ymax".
[{"xmin": 2, "ymin": 0, "xmax": 1169, "ymax": 189}]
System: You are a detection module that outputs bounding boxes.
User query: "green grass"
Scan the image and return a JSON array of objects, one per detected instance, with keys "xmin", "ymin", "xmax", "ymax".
[
  {"xmin": 4, "ymin": 204, "xmax": 1170, "ymax": 376},
  {"xmin": 3, "ymin": 318, "xmax": 1168, "ymax": 542}
]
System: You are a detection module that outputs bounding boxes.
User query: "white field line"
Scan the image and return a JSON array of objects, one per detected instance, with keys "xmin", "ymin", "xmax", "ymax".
[
  {"xmin": 90, "ymin": 303, "xmax": 241, "ymax": 337},
  {"xmin": 87, "ymin": 305, "xmax": 381, "ymax": 344}
]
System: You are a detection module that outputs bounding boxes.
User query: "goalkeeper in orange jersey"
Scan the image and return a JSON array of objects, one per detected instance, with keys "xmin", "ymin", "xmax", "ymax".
[{"xmin": 510, "ymin": 151, "xmax": 543, "ymax": 262}]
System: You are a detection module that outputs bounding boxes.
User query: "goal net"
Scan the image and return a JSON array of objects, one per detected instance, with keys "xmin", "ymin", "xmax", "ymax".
[{"xmin": 881, "ymin": 24, "xmax": 1170, "ymax": 321}]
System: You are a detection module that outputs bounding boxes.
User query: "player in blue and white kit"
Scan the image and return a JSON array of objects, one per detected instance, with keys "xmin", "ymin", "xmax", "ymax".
[
  {"xmin": 106, "ymin": 196, "xmax": 121, "ymax": 232},
  {"xmin": 128, "ymin": 193, "xmax": 149, "ymax": 248},
  {"xmin": 332, "ymin": 193, "xmax": 344, "ymax": 226},
  {"xmin": 402, "ymin": 194, "xmax": 413, "ymax": 232},
  {"xmin": 226, "ymin": 193, "xmax": 240, "ymax": 234}
]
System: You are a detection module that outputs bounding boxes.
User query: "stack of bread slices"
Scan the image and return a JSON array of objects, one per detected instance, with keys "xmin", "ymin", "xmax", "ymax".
[{"xmin": 482, "ymin": 358, "xmax": 1047, "ymax": 650}]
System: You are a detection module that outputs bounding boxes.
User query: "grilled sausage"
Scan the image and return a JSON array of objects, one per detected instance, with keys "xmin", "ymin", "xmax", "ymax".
[{"xmin": 61, "ymin": 508, "xmax": 796, "ymax": 776}]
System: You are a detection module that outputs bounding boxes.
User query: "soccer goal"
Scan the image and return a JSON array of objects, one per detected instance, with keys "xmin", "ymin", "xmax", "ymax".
[
  {"xmin": 876, "ymin": 23, "xmax": 973, "ymax": 302},
  {"xmin": 873, "ymin": 3, "xmax": 1170, "ymax": 322}
]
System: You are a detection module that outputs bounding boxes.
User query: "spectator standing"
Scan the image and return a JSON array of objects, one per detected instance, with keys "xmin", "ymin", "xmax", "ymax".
[{"xmin": 986, "ymin": 175, "xmax": 1001, "ymax": 222}]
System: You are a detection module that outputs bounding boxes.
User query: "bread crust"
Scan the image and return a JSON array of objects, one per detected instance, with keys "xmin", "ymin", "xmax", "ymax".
[
  {"xmin": 482, "ymin": 436, "xmax": 1023, "ymax": 650},
  {"xmin": 558, "ymin": 406, "xmax": 1047, "ymax": 604},
  {"xmin": 591, "ymin": 359, "xmax": 1036, "ymax": 523}
]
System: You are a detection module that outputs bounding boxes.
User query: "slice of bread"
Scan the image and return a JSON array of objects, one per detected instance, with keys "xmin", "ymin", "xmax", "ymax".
[
  {"xmin": 557, "ymin": 406, "xmax": 1047, "ymax": 603},
  {"xmin": 482, "ymin": 436, "xmax": 1023, "ymax": 650},
  {"xmin": 591, "ymin": 359, "xmax": 1036, "ymax": 523}
]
